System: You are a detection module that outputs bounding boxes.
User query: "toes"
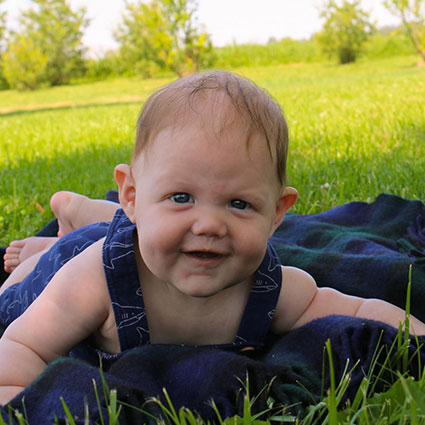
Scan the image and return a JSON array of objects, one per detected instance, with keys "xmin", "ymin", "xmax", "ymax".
[
  {"xmin": 4, "ymin": 251, "xmax": 19, "ymax": 260},
  {"xmin": 5, "ymin": 246, "xmax": 22, "ymax": 256},
  {"xmin": 7, "ymin": 239, "xmax": 26, "ymax": 249},
  {"xmin": 4, "ymin": 256, "xmax": 19, "ymax": 273},
  {"xmin": 4, "ymin": 241, "xmax": 25, "ymax": 273}
]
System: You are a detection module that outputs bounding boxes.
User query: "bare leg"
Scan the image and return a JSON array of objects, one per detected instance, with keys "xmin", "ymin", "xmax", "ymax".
[
  {"xmin": 3, "ymin": 191, "xmax": 120, "ymax": 274},
  {"xmin": 50, "ymin": 191, "xmax": 119, "ymax": 237}
]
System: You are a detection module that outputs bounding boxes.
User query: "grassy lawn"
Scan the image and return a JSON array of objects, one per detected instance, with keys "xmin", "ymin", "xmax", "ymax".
[{"xmin": 1, "ymin": 55, "xmax": 424, "ymax": 244}]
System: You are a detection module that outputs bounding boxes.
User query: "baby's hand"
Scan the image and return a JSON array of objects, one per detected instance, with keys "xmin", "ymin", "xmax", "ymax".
[{"xmin": 0, "ymin": 328, "xmax": 49, "ymax": 404}]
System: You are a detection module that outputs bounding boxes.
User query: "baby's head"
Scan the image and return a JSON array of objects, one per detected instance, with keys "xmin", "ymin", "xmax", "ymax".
[
  {"xmin": 132, "ymin": 71, "xmax": 289, "ymax": 187},
  {"xmin": 116, "ymin": 71, "xmax": 297, "ymax": 299}
]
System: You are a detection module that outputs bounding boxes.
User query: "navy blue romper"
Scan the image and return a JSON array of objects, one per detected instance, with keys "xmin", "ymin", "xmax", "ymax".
[{"xmin": 0, "ymin": 210, "xmax": 283, "ymax": 366}]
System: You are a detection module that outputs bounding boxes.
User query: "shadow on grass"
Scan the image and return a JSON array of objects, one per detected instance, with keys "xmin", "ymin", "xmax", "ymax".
[
  {"xmin": 0, "ymin": 99, "xmax": 144, "ymax": 118},
  {"xmin": 0, "ymin": 141, "xmax": 133, "ymax": 245}
]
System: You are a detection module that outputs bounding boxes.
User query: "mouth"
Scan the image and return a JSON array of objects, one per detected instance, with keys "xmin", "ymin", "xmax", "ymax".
[{"xmin": 185, "ymin": 251, "xmax": 224, "ymax": 259}]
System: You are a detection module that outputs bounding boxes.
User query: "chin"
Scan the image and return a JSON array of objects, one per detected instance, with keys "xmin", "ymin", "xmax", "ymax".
[
  {"xmin": 189, "ymin": 291, "xmax": 220, "ymax": 299},
  {"xmin": 175, "ymin": 282, "xmax": 226, "ymax": 298},
  {"xmin": 181, "ymin": 288, "xmax": 221, "ymax": 298}
]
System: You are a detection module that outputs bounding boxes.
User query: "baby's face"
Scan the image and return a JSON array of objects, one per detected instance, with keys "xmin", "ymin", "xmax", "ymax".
[{"xmin": 129, "ymin": 111, "xmax": 284, "ymax": 298}]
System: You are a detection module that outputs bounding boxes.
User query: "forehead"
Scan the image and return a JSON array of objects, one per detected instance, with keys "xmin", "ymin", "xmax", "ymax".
[
  {"xmin": 135, "ymin": 116, "xmax": 280, "ymax": 194},
  {"xmin": 149, "ymin": 118, "xmax": 267, "ymax": 161}
]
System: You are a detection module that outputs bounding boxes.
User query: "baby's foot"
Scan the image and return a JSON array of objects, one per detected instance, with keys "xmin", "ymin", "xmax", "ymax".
[
  {"xmin": 50, "ymin": 191, "xmax": 88, "ymax": 237},
  {"xmin": 3, "ymin": 237, "xmax": 58, "ymax": 273}
]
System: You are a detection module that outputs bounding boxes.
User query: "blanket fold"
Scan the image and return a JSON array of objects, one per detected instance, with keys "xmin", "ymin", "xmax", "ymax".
[{"xmin": 1, "ymin": 194, "xmax": 425, "ymax": 424}]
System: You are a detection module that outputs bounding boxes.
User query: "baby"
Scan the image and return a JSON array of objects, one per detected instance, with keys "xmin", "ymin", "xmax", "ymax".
[{"xmin": 1, "ymin": 71, "xmax": 425, "ymax": 406}]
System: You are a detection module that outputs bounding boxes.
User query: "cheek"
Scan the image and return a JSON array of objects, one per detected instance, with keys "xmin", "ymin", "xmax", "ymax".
[
  {"xmin": 235, "ymin": 224, "xmax": 269, "ymax": 262},
  {"xmin": 136, "ymin": 211, "xmax": 185, "ymax": 258}
]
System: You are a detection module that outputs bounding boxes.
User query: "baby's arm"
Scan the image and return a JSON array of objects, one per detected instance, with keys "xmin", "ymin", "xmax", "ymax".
[
  {"xmin": 271, "ymin": 266, "xmax": 425, "ymax": 336},
  {"xmin": 0, "ymin": 238, "xmax": 111, "ymax": 405}
]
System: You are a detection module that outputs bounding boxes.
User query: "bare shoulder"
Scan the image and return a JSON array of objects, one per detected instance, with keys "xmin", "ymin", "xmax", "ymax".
[
  {"xmin": 53, "ymin": 237, "xmax": 106, "ymax": 287},
  {"xmin": 42, "ymin": 237, "xmax": 111, "ymax": 327},
  {"xmin": 270, "ymin": 266, "xmax": 318, "ymax": 335},
  {"xmin": 4, "ymin": 237, "xmax": 111, "ymax": 362}
]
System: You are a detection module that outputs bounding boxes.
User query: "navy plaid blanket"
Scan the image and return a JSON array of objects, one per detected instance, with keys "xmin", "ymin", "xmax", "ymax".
[{"xmin": 1, "ymin": 194, "xmax": 425, "ymax": 423}]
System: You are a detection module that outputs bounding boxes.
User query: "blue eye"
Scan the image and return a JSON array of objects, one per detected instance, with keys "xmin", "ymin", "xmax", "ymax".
[
  {"xmin": 230, "ymin": 199, "xmax": 251, "ymax": 210},
  {"xmin": 170, "ymin": 193, "xmax": 194, "ymax": 204}
]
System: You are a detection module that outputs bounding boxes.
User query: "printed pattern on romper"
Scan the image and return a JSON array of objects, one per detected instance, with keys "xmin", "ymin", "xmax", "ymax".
[
  {"xmin": 102, "ymin": 209, "xmax": 149, "ymax": 350},
  {"xmin": 231, "ymin": 242, "xmax": 282, "ymax": 348}
]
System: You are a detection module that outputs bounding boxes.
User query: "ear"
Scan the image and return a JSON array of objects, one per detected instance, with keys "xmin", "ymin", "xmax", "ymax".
[
  {"xmin": 270, "ymin": 186, "xmax": 298, "ymax": 236},
  {"xmin": 114, "ymin": 164, "xmax": 137, "ymax": 223}
]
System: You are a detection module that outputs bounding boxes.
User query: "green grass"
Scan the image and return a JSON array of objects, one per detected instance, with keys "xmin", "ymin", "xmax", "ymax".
[{"xmin": 1, "ymin": 55, "xmax": 424, "ymax": 245}]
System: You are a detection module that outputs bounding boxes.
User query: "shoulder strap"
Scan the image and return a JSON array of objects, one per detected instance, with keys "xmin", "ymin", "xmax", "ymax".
[
  {"xmin": 233, "ymin": 241, "xmax": 283, "ymax": 347},
  {"xmin": 102, "ymin": 209, "xmax": 150, "ymax": 350}
]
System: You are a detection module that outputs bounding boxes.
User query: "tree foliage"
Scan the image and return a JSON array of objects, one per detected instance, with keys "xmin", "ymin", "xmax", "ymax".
[
  {"xmin": 21, "ymin": 0, "xmax": 89, "ymax": 85},
  {"xmin": 0, "ymin": 0, "xmax": 6, "ymax": 54},
  {"xmin": 115, "ymin": 0, "xmax": 214, "ymax": 77},
  {"xmin": 316, "ymin": 0, "xmax": 375, "ymax": 64},
  {"xmin": 2, "ymin": 34, "xmax": 48, "ymax": 90},
  {"xmin": 0, "ymin": 0, "xmax": 7, "ymax": 88},
  {"xmin": 3, "ymin": 0, "xmax": 88, "ymax": 89},
  {"xmin": 383, "ymin": 0, "xmax": 425, "ymax": 63}
]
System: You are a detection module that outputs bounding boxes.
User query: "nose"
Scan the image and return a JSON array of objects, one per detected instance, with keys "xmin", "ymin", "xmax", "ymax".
[{"xmin": 191, "ymin": 208, "xmax": 227, "ymax": 238}]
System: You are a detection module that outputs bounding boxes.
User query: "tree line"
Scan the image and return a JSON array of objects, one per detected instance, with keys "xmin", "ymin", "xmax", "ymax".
[
  {"xmin": 0, "ymin": 0, "xmax": 423, "ymax": 91},
  {"xmin": 316, "ymin": 0, "xmax": 425, "ymax": 65},
  {"xmin": 0, "ymin": 0, "xmax": 213, "ymax": 90}
]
